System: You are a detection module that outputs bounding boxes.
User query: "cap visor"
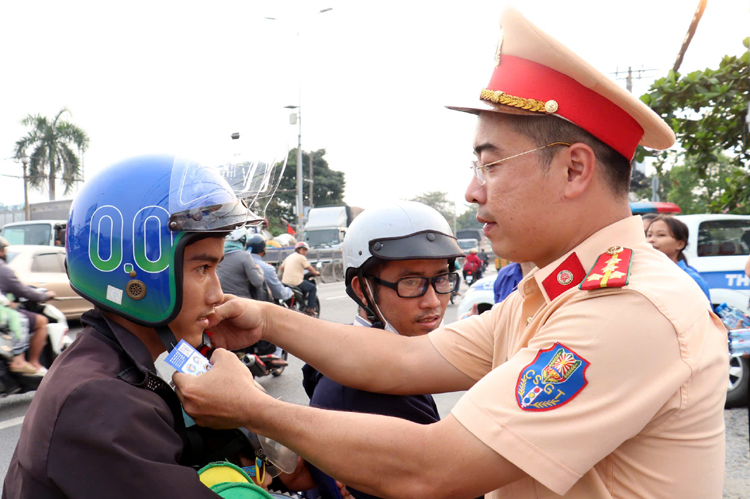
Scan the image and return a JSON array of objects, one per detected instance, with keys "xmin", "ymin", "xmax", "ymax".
[{"xmin": 446, "ymin": 99, "xmax": 545, "ymax": 117}]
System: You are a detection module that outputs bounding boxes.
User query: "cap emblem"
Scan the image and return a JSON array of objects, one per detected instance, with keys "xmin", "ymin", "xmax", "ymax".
[{"xmin": 494, "ymin": 29, "xmax": 504, "ymax": 67}]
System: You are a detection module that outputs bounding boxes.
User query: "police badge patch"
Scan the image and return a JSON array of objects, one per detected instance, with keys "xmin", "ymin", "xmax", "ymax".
[{"xmin": 516, "ymin": 343, "xmax": 589, "ymax": 411}]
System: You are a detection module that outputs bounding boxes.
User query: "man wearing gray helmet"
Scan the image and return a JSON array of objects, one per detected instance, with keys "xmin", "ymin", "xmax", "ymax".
[{"xmin": 301, "ymin": 201, "xmax": 464, "ymax": 499}]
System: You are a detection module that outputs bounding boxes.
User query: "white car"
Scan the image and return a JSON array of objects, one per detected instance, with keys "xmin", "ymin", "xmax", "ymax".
[
  {"xmin": 675, "ymin": 214, "xmax": 750, "ymax": 407},
  {"xmin": 456, "ymin": 274, "xmax": 497, "ymax": 318}
]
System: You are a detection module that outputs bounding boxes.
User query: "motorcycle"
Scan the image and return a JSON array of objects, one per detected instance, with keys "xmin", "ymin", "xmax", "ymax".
[
  {"xmin": 238, "ymin": 340, "xmax": 289, "ymax": 378},
  {"xmin": 285, "ymin": 270, "xmax": 321, "ymax": 318},
  {"xmin": 464, "ymin": 268, "xmax": 480, "ymax": 287},
  {"xmin": 0, "ymin": 290, "xmax": 72, "ymax": 396}
]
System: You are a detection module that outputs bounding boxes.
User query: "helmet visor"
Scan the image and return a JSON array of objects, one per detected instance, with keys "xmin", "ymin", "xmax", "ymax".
[{"xmin": 167, "ymin": 143, "xmax": 287, "ymax": 232}]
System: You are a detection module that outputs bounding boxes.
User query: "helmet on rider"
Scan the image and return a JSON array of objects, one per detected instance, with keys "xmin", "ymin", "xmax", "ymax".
[
  {"xmin": 246, "ymin": 234, "xmax": 267, "ymax": 255},
  {"xmin": 65, "ymin": 155, "xmax": 261, "ymax": 351},
  {"xmin": 342, "ymin": 201, "xmax": 464, "ymax": 329},
  {"xmin": 226, "ymin": 227, "xmax": 249, "ymax": 246},
  {"xmin": 294, "ymin": 241, "xmax": 310, "ymax": 252}
]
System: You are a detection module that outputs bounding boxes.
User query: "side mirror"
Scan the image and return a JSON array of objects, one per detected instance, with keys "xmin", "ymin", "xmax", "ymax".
[{"xmin": 316, "ymin": 261, "xmax": 323, "ymax": 269}]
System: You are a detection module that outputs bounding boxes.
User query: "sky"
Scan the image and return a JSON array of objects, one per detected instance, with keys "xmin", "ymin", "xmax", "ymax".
[{"xmin": 1, "ymin": 0, "xmax": 748, "ymax": 217}]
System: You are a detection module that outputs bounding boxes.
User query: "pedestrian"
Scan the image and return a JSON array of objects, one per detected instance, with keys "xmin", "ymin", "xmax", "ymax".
[{"xmin": 174, "ymin": 8, "xmax": 726, "ymax": 498}]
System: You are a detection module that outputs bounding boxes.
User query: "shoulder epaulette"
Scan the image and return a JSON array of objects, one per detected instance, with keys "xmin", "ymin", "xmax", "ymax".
[{"xmin": 580, "ymin": 246, "xmax": 633, "ymax": 290}]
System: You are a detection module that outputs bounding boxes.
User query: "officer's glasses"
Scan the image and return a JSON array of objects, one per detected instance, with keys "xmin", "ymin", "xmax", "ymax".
[
  {"xmin": 470, "ymin": 142, "xmax": 571, "ymax": 185},
  {"xmin": 367, "ymin": 272, "xmax": 460, "ymax": 298}
]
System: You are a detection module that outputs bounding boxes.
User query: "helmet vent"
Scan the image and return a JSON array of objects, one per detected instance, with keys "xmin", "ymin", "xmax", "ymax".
[{"xmin": 126, "ymin": 280, "xmax": 147, "ymax": 300}]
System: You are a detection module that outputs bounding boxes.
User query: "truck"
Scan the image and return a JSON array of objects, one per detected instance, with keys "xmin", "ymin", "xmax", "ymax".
[
  {"xmin": 0, "ymin": 200, "xmax": 73, "ymax": 247},
  {"xmin": 302, "ymin": 205, "xmax": 364, "ymax": 249}
]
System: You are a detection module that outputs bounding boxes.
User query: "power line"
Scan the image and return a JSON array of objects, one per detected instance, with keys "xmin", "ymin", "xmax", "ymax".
[{"xmin": 612, "ymin": 67, "xmax": 660, "ymax": 93}]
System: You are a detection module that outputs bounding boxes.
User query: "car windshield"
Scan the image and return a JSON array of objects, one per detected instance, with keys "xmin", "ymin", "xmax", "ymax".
[
  {"xmin": 697, "ymin": 220, "xmax": 750, "ymax": 257},
  {"xmin": 4, "ymin": 251, "xmax": 19, "ymax": 263},
  {"xmin": 304, "ymin": 229, "xmax": 340, "ymax": 247},
  {"xmin": 456, "ymin": 230, "xmax": 480, "ymax": 241},
  {"xmin": 2, "ymin": 224, "xmax": 51, "ymax": 246},
  {"xmin": 458, "ymin": 240, "xmax": 477, "ymax": 250}
]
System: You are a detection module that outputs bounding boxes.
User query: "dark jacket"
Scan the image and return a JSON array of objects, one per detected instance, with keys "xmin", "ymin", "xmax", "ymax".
[
  {"xmin": 301, "ymin": 319, "xmax": 440, "ymax": 499},
  {"xmin": 2, "ymin": 310, "xmax": 219, "ymax": 499}
]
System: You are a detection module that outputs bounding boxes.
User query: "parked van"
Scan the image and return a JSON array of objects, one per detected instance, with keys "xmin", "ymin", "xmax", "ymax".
[
  {"xmin": 1, "ymin": 220, "xmax": 67, "ymax": 247},
  {"xmin": 676, "ymin": 214, "xmax": 750, "ymax": 406}
]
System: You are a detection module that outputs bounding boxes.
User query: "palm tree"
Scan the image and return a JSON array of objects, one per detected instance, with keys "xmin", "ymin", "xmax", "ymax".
[{"xmin": 14, "ymin": 108, "xmax": 90, "ymax": 200}]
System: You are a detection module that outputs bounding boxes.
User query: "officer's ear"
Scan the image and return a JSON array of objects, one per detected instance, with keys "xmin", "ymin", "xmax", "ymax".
[{"xmin": 560, "ymin": 142, "xmax": 596, "ymax": 200}]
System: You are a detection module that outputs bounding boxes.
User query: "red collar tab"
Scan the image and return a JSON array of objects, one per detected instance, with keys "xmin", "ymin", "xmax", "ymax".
[
  {"xmin": 580, "ymin": 246, "xmax": 633, "ymax": 290},
  {"xmin": 484, "ymin": 55, "xmax": 643, "ymax": 160},
  {"xmin": 542, "ymin": 252, "xmax": 586, "ymax": 301}
]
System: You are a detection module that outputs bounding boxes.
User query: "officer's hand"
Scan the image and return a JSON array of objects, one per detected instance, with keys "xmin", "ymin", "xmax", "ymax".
[
  {"xmin": 173, "ymin": 348, "xmax": 265, "ymax": 429},
  {"xmin": 45, "ymin": 291, "xmax": 57, "ymax": 301},
  {"xmin": 204, "ymin": 296, "xmax": 267, "ymax": 351}
]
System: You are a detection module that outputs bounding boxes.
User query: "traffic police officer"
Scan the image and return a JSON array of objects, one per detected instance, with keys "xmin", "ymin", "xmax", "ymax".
[{"xmin": 174, "ymin": 8, "xmax": 727, "ymax": 498}]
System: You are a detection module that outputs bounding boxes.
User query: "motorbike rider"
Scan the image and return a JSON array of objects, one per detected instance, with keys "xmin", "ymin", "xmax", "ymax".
[
  {"xmin": 462, "ymin": 247, "xmax": 482, "ymax": 283},
  {"xmin": 0, "ymin": 236, "xmax": 53, "ymax": 374},
  {"xmin": 246, "ymin": 234, "xmax": 292, "ymax": 303},
  {"xmin": 280, "ymin": 242, "xmax": 320, "ymax": 315},
  {"xmin": 0, "ymin": 293, "xmax": 40, "ymax": 393},
  {"xmin": 216, "ymin": 227, "xmax": 269, "ymax": 302},
  {"xmin": 301, "ymin": 201, "xmax": 463, "ymax": 499},
  {"xmin": 2, "ymin": 155, "xmax": 283, "ymax": 498}
]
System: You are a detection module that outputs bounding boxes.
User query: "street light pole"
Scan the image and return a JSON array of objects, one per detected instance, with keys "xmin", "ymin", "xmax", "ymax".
[
  {"xmin": 285, "ymin": 105, "xmax": 304, "ymax": 235},
  {"xmin": 268, "ymin": 7, "xmax": 332, "ymax": 238},
  {"xmin": 21, "ymin": 156, "xmax": 30, "ymax": 221}
]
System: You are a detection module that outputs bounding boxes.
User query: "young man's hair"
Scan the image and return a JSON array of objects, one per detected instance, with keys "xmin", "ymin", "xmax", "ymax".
[{"xmin": 508, "ymin": 114, "xmax": 633, "ymax": 197}]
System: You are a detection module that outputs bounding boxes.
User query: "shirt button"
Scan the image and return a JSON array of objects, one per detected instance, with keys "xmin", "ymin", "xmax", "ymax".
[{"xmin": 526, "ymin": 316, "xmax": 533, "ymax": 325}]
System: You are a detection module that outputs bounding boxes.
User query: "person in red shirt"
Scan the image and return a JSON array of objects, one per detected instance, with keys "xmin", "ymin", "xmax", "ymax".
[{"xmin": 462, "ymin": 248, "xmax": 483, "ymax": 283}]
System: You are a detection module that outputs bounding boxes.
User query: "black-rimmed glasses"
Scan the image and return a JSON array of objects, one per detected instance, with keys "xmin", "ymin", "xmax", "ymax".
[{"xmin": 367, "ymin": 272, "xmax": 459, "ymax": 298}]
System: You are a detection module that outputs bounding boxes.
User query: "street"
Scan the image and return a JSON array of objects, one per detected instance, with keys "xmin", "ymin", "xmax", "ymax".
[{"xmin": 0, "ymin": 279, "xmax": 748, "ymax": 497}]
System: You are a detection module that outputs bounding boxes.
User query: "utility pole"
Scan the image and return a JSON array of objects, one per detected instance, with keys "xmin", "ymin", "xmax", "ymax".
[
  {"xmin": 21, "ymin": 157, "xmax": 30, "ymax": 221},
  {"xmin": 613, "ymin": 67, "xmax": 658, "ymax": 94},
  {"xmin": 673, "ymin": 0, "xmax": 708, "ymax": 73},
  {"xmin": 309, "ymin": 152, "xmax": 314, "ymax": 209},
  {"xmin": 284, "ymin": 105, "xmax": 304, "ymax": 235}
]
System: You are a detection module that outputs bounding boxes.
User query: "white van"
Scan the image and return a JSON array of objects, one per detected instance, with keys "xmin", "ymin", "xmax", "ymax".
[
  {"xmin": 676, "ymin": 214, "xmax": 750, "ymax": 406},
  {"xmin": 1, "ymin": 220, "xmax": 67, "ymax": 247}
]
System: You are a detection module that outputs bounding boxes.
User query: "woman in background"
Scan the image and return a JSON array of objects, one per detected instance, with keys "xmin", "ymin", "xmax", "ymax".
[{"xmin": 646, "ymin": 215, "xmax": 711, "ymax": 303}]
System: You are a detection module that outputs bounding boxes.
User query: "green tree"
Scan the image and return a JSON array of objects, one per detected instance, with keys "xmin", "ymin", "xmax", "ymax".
[
  {"xmin": 456, "ymin": 204, "xmax": 483, "ymax": 230},
  {"xmin": 14, "ymin": 108, "xmax": 90, "ymax": 200},
  {"xmin": 639, "ymin": 37, "xmax": 749, "ymax": 213},
  {"xmin": 637, "ymin": 153, "xmax": 739, "ymax": 214},
  {"xmin": 408, "ymin": 191, "xmax": 455, "ymax": 224},
  {"xmin": 265, "ymin": 148, "xmax": 346, "ymax": 235}
]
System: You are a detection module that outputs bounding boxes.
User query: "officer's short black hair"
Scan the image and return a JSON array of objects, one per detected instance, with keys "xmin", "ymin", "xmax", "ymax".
[{"xmin": 508, "ymin": 114, "xmax": 632, "ymax": 197}]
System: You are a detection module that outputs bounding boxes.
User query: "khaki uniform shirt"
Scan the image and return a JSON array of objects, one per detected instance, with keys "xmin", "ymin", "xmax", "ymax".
[
  {"xmin": 430, "ymin": 217, "xmax": 727, "ymax": 498},
  {"xmin": 282, "ymin": 252, "xmax": 311, "ymax": 287}
]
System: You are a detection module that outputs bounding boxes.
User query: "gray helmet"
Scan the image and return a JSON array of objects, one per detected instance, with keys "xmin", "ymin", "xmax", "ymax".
[
  {"xmin": 341, "ymin": 201, "xmax": 463, "ymax": 327},
  {"xmin": 342, "ymin": 201, "xmax": 463, "ymax": 286},
  {"xmin": 0, "ymin": 236, "xmax": 9, "ymax": 250}
]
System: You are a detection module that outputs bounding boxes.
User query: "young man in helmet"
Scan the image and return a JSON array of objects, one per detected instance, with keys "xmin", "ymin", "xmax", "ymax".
[
  {"xmin": 280, "ymin": 241, "xmax": 320, "ymax": 315},
  {"xmin": 175, "ymin": 7, "xmax": 726, "ymax": 499},
  {"xmin": 301, "ymin": 201, "xmax": 462, "ymax": 499},
  {"xmin": 3, "ymin": 156, "xmax": 274, "ymax": 498}
]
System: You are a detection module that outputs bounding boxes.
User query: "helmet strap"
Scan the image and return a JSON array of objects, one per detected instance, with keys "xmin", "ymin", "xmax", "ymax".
[
  {"xmin": 345, "ymin": 268, "xmax": 385, "ymax": 329},
  {"xmin": 156, "ymin": 326, "xmax": 179, "ymax": 353}
]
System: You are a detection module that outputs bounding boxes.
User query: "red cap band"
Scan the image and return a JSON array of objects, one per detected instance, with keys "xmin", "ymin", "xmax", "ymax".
[{"xmin": 487, "ymin": 56, "xmax": 643, "ymax": 160}]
